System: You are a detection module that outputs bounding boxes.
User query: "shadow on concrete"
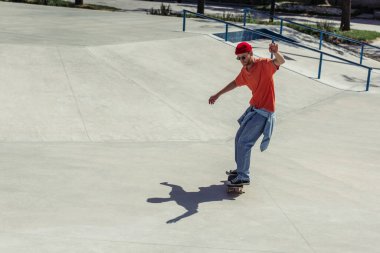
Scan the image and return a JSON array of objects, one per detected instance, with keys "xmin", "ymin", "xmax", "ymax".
[
  {"xmin": 342, "ymin": 74, "xmax": 365, "ymax": 83},
  {"xmin": 147, "ymin": 182, "xmax": 239, "ymax": 224}
]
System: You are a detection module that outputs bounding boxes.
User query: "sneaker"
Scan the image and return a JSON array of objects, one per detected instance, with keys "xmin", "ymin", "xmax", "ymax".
[
  {"xmin": 225, "ymin": 169, "xmax": 237, "ymax": 176},
  {"xmin": 227, "ymin": 174, "xmax": 238, "ymax": 182},
  {"xmin": 228, "ymin": 176, "xmax": 250, "ymax": 186}
]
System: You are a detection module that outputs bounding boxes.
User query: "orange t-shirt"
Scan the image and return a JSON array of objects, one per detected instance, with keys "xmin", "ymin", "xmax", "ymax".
[{"xmin": 235, "ymin": 58, "xmax": 279, "ymax": 112}]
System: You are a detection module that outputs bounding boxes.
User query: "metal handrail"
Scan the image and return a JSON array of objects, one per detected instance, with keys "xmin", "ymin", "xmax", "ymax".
[
  {"xmin": 182, "ymin": 10, "xmax": 373, "ymax": 91},
  {"xmin": 243, "ymin": 8, "xmax": 380, "ymax": 65}
]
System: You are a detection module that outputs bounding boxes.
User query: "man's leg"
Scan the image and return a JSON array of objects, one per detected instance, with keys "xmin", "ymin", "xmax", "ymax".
[
  {"xmin": 235, "ymin": 113, "xmax": 266, "ymax": 180},
  {"xmin": 235, "ymin": 123, "xmax": 245, "ymax": 165}
]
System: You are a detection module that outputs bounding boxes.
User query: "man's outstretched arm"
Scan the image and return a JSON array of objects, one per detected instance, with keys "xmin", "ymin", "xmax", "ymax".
[{"xmin": 209, "ymin": 80, "xmax": 238, "ymax": 105}]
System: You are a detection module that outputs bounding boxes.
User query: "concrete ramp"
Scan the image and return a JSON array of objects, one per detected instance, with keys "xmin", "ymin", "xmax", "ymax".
[
  {"xmin": 1, "ymin": 2, "xmax": 380, "ymax": 253},
  {"xmin": 0, "ymin": 35, "xmax": 344, "ymax": 142}
]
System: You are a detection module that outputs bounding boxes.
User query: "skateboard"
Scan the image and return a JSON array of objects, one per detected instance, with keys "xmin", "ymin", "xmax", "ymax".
[
  {"xmin": 227, "ymin": 184, "xmax": 244, "ymax": 194},
  {"xmin": 226, "ymin": 172, "xmax": 244, "ymax": 194}
]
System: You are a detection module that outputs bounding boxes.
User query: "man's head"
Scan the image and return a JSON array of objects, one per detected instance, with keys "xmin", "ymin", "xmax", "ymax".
[{"xmin": 235, "ymin": 42, "xmax": 253, "ymax": 66}]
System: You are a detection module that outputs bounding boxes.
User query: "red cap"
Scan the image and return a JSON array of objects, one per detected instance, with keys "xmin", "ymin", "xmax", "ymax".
[{"xmin": 235, "ymin": 42, "xmax": 252, "ymax": 55}]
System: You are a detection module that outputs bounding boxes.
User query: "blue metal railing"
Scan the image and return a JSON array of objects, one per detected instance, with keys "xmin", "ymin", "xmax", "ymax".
[
  {"xmin": 242, "ymin": 8, "xmax": 380, "ymax": 66},
  {"xmin": 182, "ymin": 10, "xmax": 374, "ymax": 91}
]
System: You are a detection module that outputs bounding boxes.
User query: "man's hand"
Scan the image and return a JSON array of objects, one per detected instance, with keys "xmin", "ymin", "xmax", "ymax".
[
  {"xmin": 209, "ymin": 94, "xmax": 219, "ymax": 105},
  {"xmin": 269, "ymin": 43, "xmax": 285, "ymax": 66},
  {"xmin": 208, "ymin": 81, "xmax": 237, "ymax": 105},
  {"xmin": 269, "ymin": 43, "xmax": 279, "ymax": 54}
]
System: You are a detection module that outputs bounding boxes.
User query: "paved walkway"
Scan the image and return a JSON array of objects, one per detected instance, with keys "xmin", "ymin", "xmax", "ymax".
[{"xmin": 0, "ymin": 2, "xmax": 379, "ymax": 253}]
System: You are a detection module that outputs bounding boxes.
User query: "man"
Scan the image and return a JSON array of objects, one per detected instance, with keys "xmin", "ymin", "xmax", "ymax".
[{"xmin": 208, "ymin": 42, "xmax": 285, "ymax": 186}]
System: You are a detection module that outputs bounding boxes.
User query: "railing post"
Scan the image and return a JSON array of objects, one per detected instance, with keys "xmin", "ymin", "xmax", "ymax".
[
  {"xmin": 366, "ymin": 68, "xmax": 372, "ymax": 91},
  {"xmin": 225, "ymin": 23, "xmax": 229, "ymax": 41},
  {"xmin": 271, "ymin": 39, "xmax": 274, "ymax": 59},
  {"xmin": 280, "ymin": 19, "xmax": 283, "ymax": 35},
  {"xmin": 319, "ymin": 32, "xmax": 323, "ymax": 50},
  {"xmin": 360, "ymin": 44, "xmax": 365, "ymax": 65},
  {"xmin": 318, "ymin": 52, "xmax": 323, "ymax": 79},
  {"xmin": 243, "ymin": 8, "xmax": 247, "ymax": 27},
  {"xmin": 182, "ymin": 10, "xmax": 186, "ymax": 32}
]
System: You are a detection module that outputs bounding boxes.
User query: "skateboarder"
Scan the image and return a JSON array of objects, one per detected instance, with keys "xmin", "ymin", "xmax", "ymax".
[{"xmin": 209, "ymin": 42, "xmax": 285, "ymax": 186}]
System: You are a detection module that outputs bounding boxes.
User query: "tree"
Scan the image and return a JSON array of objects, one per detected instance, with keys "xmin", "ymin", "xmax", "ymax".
[
  {"xmin": 197, "ymin": 0, "xmax": 205, "ymax": 14},
  {"xmin": 269, "ymin": 0, "xmax": 275, "ymax": 22},
  {"xmin": 75, "ymin": 0, "xmax": 83, "ymax": 5},
  {"xmin": 340, "ymin": 0, "xmax": 351, "ymax": 31}
]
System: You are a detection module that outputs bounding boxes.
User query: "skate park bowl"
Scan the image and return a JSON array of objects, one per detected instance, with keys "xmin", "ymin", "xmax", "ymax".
[{"xmin": 0, "ymin": 2, "xmax": 380, "ymax": 253}]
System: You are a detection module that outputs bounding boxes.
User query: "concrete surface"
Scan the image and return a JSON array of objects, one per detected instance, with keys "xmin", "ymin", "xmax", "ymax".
[
  {"xmin": 84, "ymin": 0, "xmax": 380, "ymax": 65},
  {"xmin": 0, "ymin": 1, "xmax": 380, "ymax": 253},
  {"xmin": 83, "ymin": 0, "xmax": 380, "ymax": 33}
]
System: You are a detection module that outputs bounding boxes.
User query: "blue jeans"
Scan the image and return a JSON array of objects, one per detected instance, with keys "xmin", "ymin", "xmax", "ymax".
[{"xmin": 235, "ymin": 110, "xmax": 267, "ymax": 180}]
